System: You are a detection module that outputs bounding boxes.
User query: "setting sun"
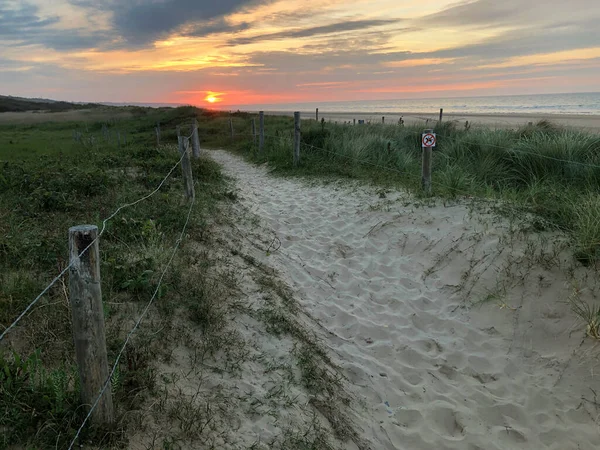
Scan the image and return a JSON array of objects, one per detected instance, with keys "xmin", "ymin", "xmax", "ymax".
[{"xmin": 204, "ymin": 91, "xmax": 223, "ymax": 104}]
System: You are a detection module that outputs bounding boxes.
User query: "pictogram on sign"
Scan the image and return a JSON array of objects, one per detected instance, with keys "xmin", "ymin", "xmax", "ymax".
[{"xmin": 422, "ymin": 133, "xmax": 436, "ymax": 148}]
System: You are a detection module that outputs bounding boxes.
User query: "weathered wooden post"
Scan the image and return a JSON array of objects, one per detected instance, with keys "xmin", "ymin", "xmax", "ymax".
[
  {"xmin": 178, "ymin": 135, "xmax": 195, "ymax": 201},
  {"xmin": 439, "ymin": 108, "xmax": 443, "ymax": 122},
  {"xmin": 259, "ymin": 111, "xmax": 265, "ymax": 154},
  {"xmin": 353, "ymin": 118, "xmax": 356, "ymax": 126},
  {"xmin": 229, "ymin": 118, "xmax": 234, "ymax": 141},
  {"xmin": 117, "ymin": 131, "xmax": 121, "ymax": 148},
  {"xmin": 316, "ymin": 108, "xmax": 319, "ymax": 121},
  {"xmin": 294, "ymin": 111, "xmax": 301, "ymax": 167},
  {"xmin": 382, "ymin": 116, "xmax": 385, "ymax": 124},
  {"xmin": 68, "ymin": 225, "xmax": 114, "ymax": 425},
  {"xmin": 421, "ymin": 129, "xmax": 434, "ymax": 193},
  {"xmin": 191, "ymin": 119, "xmax": 200, "ymax": 159}
]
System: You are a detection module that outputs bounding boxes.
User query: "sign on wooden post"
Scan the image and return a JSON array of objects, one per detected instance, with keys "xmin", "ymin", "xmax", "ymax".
[{"xmin": 421, "ymin": 129, "xmax": 435, "ymax": 193}]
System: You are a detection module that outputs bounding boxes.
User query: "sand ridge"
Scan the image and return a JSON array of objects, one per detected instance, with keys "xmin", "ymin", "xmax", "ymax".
[{"xmin": 209, "ymin": 149, "xmax": 600, "ymax": 449}]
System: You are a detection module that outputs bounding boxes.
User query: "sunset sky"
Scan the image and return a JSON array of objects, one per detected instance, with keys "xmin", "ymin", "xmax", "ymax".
[{"xmin": 1, "ymin": 0, "xmax": 599, "ymax": 107}]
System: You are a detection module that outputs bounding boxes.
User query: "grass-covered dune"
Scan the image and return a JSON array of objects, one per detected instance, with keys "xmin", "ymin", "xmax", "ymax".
[{"xmin": 221, "ymin": 115, "xmax": 600, "ymax": 264}]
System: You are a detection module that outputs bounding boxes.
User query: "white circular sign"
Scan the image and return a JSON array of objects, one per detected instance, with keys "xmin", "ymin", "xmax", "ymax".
[{"xmin": 422, "ymin": 133, "xmax": 436, "ymax": 148}]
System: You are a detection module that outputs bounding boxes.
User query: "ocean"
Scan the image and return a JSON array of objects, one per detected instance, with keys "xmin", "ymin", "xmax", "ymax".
[{"xmin": 223, "ymin": 92, "xmax": 600, "ymax": 116}]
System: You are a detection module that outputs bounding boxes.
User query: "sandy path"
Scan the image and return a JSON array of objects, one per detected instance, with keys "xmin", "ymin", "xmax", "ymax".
[{"xmin": 209, "ymin": 150, "xmax": 600, "ymax": 450}]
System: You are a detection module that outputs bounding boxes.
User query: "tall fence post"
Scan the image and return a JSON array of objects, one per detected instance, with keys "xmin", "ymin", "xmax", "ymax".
[
  {"xmin": 229, "ymin": 118, "xmax": 234, "ymax": 141},
  {"xmin": 259, "ymin": 111, "xmax": 265, "ymax": 154},
  {"xmin": 117, "ymin": 131, "xmax": 121, "ymax": 148},
  {"xmin": 316, "ymin": 108, "xmax": 319, "ymax": 121},
  {"xmin": 156, "ymin": 122, "xmax": 161, "ymax": 147},
  {"xmin": 382, "ymin": 116, "xmax": 385, "ymax": 124},
  {"xmin": 439, "ymin": 108, "xmax": 443, "ymax": 122},
  {"xmin": 353, "ymin": 118, "xmax": 356, "ymax": 126},
  {"xmin": 178, "ymin": 135, "xmax": 195, "ymax": 201},
  {"xmin": 422, "ymin": 129, "xmax": 433, "ymax": 193},
  {"xmin": 191, "ymin": 119, "xmax": 200, "ymax": 159},
  {"xmin": 294, "ymin": 111, "xmax": 301, "ymax": 167},
  {"xmin": 68, "ymin": 225, "xmax": 114, "ymax": 425}
]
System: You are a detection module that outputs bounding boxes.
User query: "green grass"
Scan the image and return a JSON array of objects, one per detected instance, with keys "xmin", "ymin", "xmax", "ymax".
[{"xmin": 0, "ymin": 106, "xmax": 227, "ymax": 448}]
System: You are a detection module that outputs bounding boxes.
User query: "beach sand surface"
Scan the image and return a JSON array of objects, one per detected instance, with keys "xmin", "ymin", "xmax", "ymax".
[
  {"xmin": 209, "ymin": 149, "xmax": 600, "ymax": 449},
  {"xmin": 264, "ymin": 111, "xmax": 600, "ymax": 131}
]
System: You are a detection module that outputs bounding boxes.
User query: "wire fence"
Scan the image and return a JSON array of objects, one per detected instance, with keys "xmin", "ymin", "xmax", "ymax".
[
  {"xmin": 67, "ymin": 196, "xmax": 196, "ymax": 450},
  {"xmin": 1, "ymin": 120, "xmax": 202, "ymax": 448}
]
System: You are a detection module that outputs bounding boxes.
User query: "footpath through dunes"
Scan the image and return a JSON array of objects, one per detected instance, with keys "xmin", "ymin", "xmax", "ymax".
[{"xmin": 209, "ymin": 149, "xmax": 600, "ymax": 450}]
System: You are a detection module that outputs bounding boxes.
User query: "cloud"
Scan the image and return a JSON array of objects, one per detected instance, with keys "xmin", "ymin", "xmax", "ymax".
[
  {"xmin": 227, "ymin": 19, "xmax": 403, "ymax": 45},
  {"xmin": 423, "ymin": 18, "xmax": 600, "ymax": 61},
  {"xmin": 424, "ymin": 0, "xmax": 595, "ymax": 28},
  {"xmin": 0, "ymin": 1, "xmax": 113, "ymax": 50},
  {"xmin": 0, "ymin": 1, "xmax": 59, "ymax": 37},
  {"xmin": 70, "ymin": 0, "xmax": 260, "ymax": 46},
  {"xmin": 183, "ymin": 18, "xmax": 251, "ymax": 37}
]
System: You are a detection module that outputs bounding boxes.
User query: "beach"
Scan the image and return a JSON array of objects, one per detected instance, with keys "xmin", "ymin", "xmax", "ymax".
[{"xmin": 264, "ymin": 111, "xmax": 600, "ymax": 132}]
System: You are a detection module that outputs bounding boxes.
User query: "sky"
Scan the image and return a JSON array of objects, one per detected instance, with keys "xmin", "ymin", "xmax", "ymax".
[{"xmin": 0, "ymin": 0, "xmax": 599, "ymax": 107}]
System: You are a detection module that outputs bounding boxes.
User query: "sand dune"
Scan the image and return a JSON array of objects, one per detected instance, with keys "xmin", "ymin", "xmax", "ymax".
[{"xmin": 209, "ymin": 150, "xmax": 600, "ymax": 449}]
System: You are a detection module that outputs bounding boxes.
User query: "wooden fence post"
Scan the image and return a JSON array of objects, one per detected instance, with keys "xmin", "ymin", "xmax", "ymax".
[
  {"xmin": 117, "ymin": 131, "xmax": 121, "ymax": 148},
  {"xmin": 439, "ymin": 108, "xmax": 443, "ymax": 122},
  {"xmin": 191, "ymin": 119, "xmax": 200, "ymax": 159},
  {"xmin": 178, "ymin": 135, "xmax": 195, "ymax": 201},
  {"xmin": 68, "ymin": 225, "xmax": 114, "ymax": 425},
  {"xmin": 316, "ymin": 108, "xmax": 319, "ymax": 121},
  {"xmin": 156, "ymin": 122, "xmax": 161, "ymax": 147},
  {"xmin": 294, "ymin": 112, "xmax": 301, "ymax": 167},
  {"xmin": 353, "ymin": 118, "xmax": 356, "ymax": 126},
  {"xmin": 229, "ymin": 118, "xmax": 234, "ymax": 141},
  {"xmin": 259, "ymin": 111, "xmax": 265, "ymax": 154},
  {"xmin": 422, "ymin": 129, "xmax": 433, "ymax": 193}
]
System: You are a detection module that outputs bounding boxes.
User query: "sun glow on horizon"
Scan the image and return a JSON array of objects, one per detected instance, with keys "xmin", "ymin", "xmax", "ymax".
[{"xmin": 204, "ymin": 92, "xmax": 223, "ymax": 104}]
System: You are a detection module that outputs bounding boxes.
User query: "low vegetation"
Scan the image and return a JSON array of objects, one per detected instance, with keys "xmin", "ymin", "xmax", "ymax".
[{"xmin": 0, "ymin": 106, "xmax": 228, "ymax": 447}]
